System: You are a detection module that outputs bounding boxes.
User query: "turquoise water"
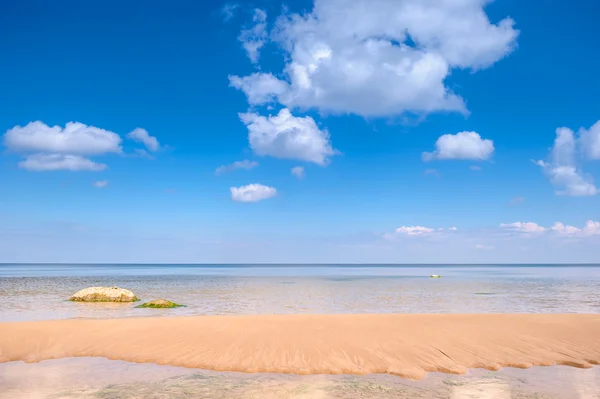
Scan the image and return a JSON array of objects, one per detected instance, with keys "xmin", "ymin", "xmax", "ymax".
[{"xmin": 1, "ymin": 264, "xmax": 599, "ymax": 322}]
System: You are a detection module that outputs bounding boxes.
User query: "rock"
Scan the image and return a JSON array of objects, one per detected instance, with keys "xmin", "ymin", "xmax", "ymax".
[
  {"xmin": 69, "ymin": 286, "xmax": 138, "ymax": 302},
  {"xmin": 136, "ymin": 299, "xmax": 184, "ymax": 308}
]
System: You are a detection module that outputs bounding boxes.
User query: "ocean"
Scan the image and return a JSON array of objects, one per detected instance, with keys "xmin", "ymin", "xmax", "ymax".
[
  {"xmin": 1, "ymin": 264, "xmax": 599, "ymax": 322},
  {"xmin": 1, "ymin": 264, "xmax": 600, "ymax": 398}
]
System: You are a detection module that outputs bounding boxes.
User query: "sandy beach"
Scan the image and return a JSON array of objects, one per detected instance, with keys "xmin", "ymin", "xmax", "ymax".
[{"xmin": 1, "ymin": 313, "xmax": 599, "ymax": 380}]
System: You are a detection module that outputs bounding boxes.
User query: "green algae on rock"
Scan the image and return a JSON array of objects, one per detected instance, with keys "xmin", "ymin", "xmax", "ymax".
[
  {"xmin": 69, "ymin": 286, "xmax": 138, "ymax": 302},
  {"xmin": 136, "ymin": 299, "xmax": 184, "ymax": 308}
]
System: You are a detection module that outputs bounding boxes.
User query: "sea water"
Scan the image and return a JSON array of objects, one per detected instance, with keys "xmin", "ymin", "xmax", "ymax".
[
  {"xmin": 1, "ymin": 264, "xmax": 600, "ymax": 322},
  {"xmin": 1, "ymin": 264, "xmax": 600, "ymax": 398}
]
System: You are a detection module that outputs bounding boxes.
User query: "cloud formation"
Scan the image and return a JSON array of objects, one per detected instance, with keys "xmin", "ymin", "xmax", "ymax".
[
  {"xmin": 19, "ymin": 154, "xmax": 107, "ymax": 172},
  {"xmin": 384, "ymin": 225, "xmax": 458, "ymax": 239},
  {"xmin": 422, "ymin": 131, "xmax": 494, "ymax": 161},
  {"xmin": 238, "ymin": 9, "xmax": 268, "ymax": 63},
  {"xmin": 93, "ymin": 180, "xmax": 109, "ymax": 188},
  {"xmin": 230, "ymin": 0, "xmax": 518, "ymax": 118},
  {"xmin": 4, "ymin": 121, "xmax": 122, "ymax": 155},
  {"xmin": 239, "ymin": 108, "xmax": 337, "ymax": 165},
  {"xmin": 127, "ymin": 128, "xmax": 160, "ymax": 152},
  {"xmin": 3, "ymin": 121, "xmax": 160, "ymax": 172},
  {"xmin": 501, "ymin": 220, "xmax": 600, "ymax": 237},
  {"xmin": 500, "ymin": 222, "xmax": 546, "ymax": 234},
  {"xmin": 216, "ymin": 160, "xmax": 259, "ymax": 175},
  {"xmin": 230, "ymin": 183, "xmax": 277, "ymax": 202},
  {"xmin": 291, "ymin": 166, "xmax": 305, "ymax": 178},
  {"xmin": 536, "ymin": 124, "xmax": 599, "ymax": 196}
]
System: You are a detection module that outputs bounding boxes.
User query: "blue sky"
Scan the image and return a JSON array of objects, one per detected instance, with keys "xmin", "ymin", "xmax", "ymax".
[{"xmin": 1, "ymin": 0, "xmax": 600, "ymax": 263}]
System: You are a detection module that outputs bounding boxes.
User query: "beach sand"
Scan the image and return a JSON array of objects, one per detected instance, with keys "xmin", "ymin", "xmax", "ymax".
[{"xmin": 1, "ymin": 314, "xmax": 599, "ymax": 379}]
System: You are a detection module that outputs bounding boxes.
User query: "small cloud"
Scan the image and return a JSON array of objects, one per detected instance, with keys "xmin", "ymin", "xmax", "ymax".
[
  {"xmin": 500, "ymin": 222, "xmax": 546, "ymax": 233},
  {"xmin": 221, "ymin": 3, "xmax": 239, "ymax": 22},
  {"xmin": 93, "ymin": 180, "xmax": 108, "ymax": 188},
  {"xmin": 422, "ymin": 131, "xmax": 494, "ymax": 161},
  {"xmin": 230, "ymin": 183, "xmax": 276, "ymax": 202},
  {"xmin": 19, "ymin": 154, "xmax": 107, "ymax": 172},
  {"xmin": 509, "ymin": 196, "xmax": 525, "ymax": 205},
  {"xmin": 475, "ymin": 243, "xmax": 494, "ymax": 250},
  {"xmin": 127, "ymin": 128, "xmax": 160, "ymax": 152},
  {"xmin": 536, "ymin": 126, "xmax": 598, "ymax": 196},
  {"xmin": 133, "ymin": 148, "xmax": 154, "ymax": 159},
  {"xmin": 239, "ymin": 108, "xmax": 337, "ymax": 165},
  {"xmin": 291, "ymin": 166, "xmax": 305, "ymax": 179},
  {"xmin": 385, "ymin": 225, "xmax": 458, "ymax": 240},
  {"xmin": 216, "ymin": 160, "xmax": 259, "ymax": 175},
  {"xmin": 238, "ymin": 9, "xmax": 268, "ymax": 63},
  {"xmin": 424, "ymin": 168, "xmax": 440, "ymax": 177},
  {"xmin": 470, "ymin": 165, "xmax": 482, "ymax": 171}
]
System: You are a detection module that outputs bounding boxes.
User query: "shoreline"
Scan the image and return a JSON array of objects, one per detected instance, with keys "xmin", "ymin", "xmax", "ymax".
[{"xmin": 1, "ymin": 314, "xmax": 599, "ymax": 380}]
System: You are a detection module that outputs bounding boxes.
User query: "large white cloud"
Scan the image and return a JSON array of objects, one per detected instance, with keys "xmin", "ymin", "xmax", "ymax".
[
  {"xmin": 19, "ymin": 154, "xmax": 107, "ymax": 172},
  {"xmin": 230, "ymin": 0, "xmax": 518, "ymax": 118},
  {"xmin": 4, "ymin": 121, "xmax": 122, "ymax": 154},
  {"xmin": 422, "ymin": 131, "xmax": 494, "ymax": 161},
  {"xmin": 127, "ymin": 128, "xmax": 160, "ymax": 152},
  {"xmin": 230, "ymin": 183, "xmax": 277, "ymax": 202},
  {"xmin": 239, "ymin": 108, "xmax": 337, "ymax": 165},
  {"xmin": 536, "ymin": 126, "xmax": 598, "ymax": 196}
]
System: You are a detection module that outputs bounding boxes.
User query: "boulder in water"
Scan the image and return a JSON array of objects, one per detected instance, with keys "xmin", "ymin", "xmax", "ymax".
[
  {"xmin": 69, "ymin": 286, "xmax": 138, "ymax": 302},
  {"xmin": 136, "ymin": 299, "xmax": 184, "ymax": 308}
]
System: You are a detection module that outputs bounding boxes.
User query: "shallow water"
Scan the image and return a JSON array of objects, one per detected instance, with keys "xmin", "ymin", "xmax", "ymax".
[
  {"xmin": 1, "ymin": 265, "xmax": 599, "ymax": 322},
  {"xmin": 0, "ymin": 358, "xmax": 599, "ymax": 399}
]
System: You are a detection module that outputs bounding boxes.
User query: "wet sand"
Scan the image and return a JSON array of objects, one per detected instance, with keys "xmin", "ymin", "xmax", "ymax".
[
  {"xmin": 1, "ymin": 314, "xmax": 600, "ymax": 379},
  {"xmin": 2, "ymin": 357, "xmax": 600, "ymax": 399}
]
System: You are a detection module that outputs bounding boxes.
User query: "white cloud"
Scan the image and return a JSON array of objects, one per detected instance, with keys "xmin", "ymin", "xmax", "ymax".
[
  {"xmin": 470, "ymin": 165, "xmax": 482, "ymax": 171},
  {"xmin": 239, "ymin": 9, "xmax": 268, "ymax": 63},
  {"xmin": 239, "ymin": 108, "xmax": 337, "ymax": 165},
  {"xmin": 291, "ymin": 166, "xmax": 305, "ymax": 178},
  {"xmin": 387, "ymin": 225, "xmax": 457, "ymax": 238},
  {"xmin": 579, "ymin": 120, "xmax": 600, "ymax": 160},
  {"xmin": 221, "ymin": 3, "xmax": 239, "ymax": 22},
  {"xmin": 18, "ymin": 154, "xmax": 107, "ymax": 172},
  {"xmin": 230, "ymin": 183, "xmax": 277, "ymax": 202},
  {"xmin": 230, "ymin": 0, "xmax": 518, "ymax": 118},
  {"xmin": 501, "ymin": 220, "xmax": 600, "ymax": 238},
  {"xmin": 93, "ymin": 180, "xmax": 109, "ymax": 188},
  {"xmin": 551, "ymin": 221, "xmax": 600, "ymax": 237},
  {"xmin": 475, "ymin": 243, "xmax": 494, "ymax": 250},
  {"xmin": 4, "ymin": 121, "xmax": 122, "ymax": 155},
  {"xmin": 536, "ymin": 127, "xmax": 598, "ymax": 196},
  {"xmin": 500, "ymin": 222, "xmax": 546, "ymax": 233},
  {"xmin": 216, "ymin": 160, "xmax": 259, "ymax": 175},
  {"xmin": 127, "ymin": 128, "xmax": 160, "ymax": 152},
  {"xmin": 422, "ymin": 131, "xmax": 494, "ymax": 161}
]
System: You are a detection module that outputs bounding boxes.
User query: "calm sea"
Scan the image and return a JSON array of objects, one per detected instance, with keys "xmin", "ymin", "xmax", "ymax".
[{"xmin": 1, "ymin": 264, "xmax": 599, "ymax": 322}]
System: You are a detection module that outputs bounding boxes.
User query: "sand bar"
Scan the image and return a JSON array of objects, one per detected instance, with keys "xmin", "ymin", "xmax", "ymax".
[{"xmin": 1, "ymin": 314, "xmax": 599, "ymax": 379}]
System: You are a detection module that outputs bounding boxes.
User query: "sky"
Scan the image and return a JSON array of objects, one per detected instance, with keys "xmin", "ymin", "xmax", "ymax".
[{"xmin": 1, "ymin": 0, "xmax": 600, "ymax": 263}]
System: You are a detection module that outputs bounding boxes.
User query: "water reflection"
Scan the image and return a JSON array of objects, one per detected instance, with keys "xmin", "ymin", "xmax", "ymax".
[{"xmin": 0, "ymin": 358, "xmax": 599, "ymax": 399}]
